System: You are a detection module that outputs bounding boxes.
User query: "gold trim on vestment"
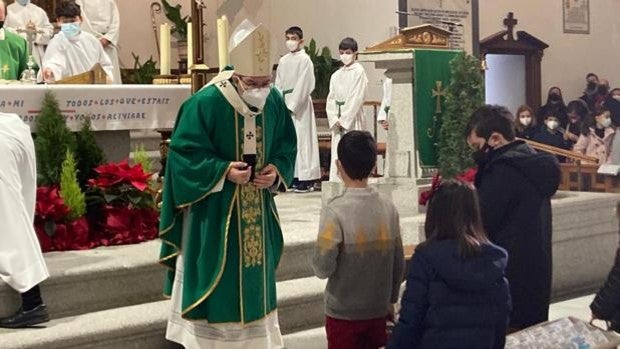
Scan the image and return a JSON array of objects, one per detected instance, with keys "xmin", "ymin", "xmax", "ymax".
[
  {"xmin": 272, "ymin": 165, "xmax": 289, "ymax": 192},
  {"xmin": 181, "ymin": 186, "xmax": 239, "ymax": 317},
  {"xmin": 237, "ymin": 190, "xmax": 245, "ymax": 324}
]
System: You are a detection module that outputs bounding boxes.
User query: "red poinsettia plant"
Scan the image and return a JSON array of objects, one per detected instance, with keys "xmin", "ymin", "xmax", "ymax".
[
  {"xmin": 419, "ymin": 167, "xmax": 478, "ymax": 206},
  {"xmin": 34, "ymin": 187, "xmax": 92, "ymax": 252},
  {"xmin": 88, "ymin": 160, "xmax": 159, "ymax": 246}
]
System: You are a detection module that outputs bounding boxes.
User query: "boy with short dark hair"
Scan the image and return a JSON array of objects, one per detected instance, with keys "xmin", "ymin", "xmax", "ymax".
[
  {"xmin": 312, "ymin": 130, "xmax": 405, "ymax": 349},
  {"xmin": 326, "ymin": 37, "xmax": 368, "ymax": 181},
  {"xmin": 532, "ymin": 109, "xmax": 569, "ymax": 162},
  {"xmin": 275, "ymin": 25, "xmax": 320, "ymax": 193}
]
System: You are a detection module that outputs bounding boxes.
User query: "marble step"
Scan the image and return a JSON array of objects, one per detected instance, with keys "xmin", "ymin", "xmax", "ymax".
[
  {"xmin": 0, "ymin": 235, "xmax": 317, "ymax": 320},
  {"xmin": 0, "ymin": 276, "xmax": 328, "ymax": 349}
]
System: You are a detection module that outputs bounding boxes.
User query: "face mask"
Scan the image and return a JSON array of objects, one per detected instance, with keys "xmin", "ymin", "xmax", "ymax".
[
  {"xmin": 587, "ymin": 81, "xmax": 597, "ymax": 91},
  {"xmin": 613, "ymin": 95, "xmax": 620, "ymax": 102},
  {"xmin": 16, "ymin": 0, "xmax": 30, "ymax": 6},
  {"xmin": 599, "ymin": 118, "xmax": 612, "ymax": 128},
  {"xmin": 285, "ymin": 40, "xmax": 299, "ymax": 52},
  {"xmin": 61, "ymin": 22, "xmax": 81, "ymax": 39},
  {"xmin": 239, "ymin": 83, "xmax": 271, "ymax": 110},
  {"xmin": 546, "ymin": 120, "xmax": 559, "ymax": 130},
  {"xmin": 598, "ymin": 85, "xmax": 609, "ymax": 95},
  {"xmin": 519, "ymin": 117, "xmax": 532, "ymax": 126},
  {"xmin": 549, "ymin": 94, "xmax": 561, "ymax": 103},
  {"xmin": 340, "ymin": 53, "xmax": 354, "ymax": 66},
  {"xmin": 472, "ymin": 142, "xmax": 491, "ymax": 164}
]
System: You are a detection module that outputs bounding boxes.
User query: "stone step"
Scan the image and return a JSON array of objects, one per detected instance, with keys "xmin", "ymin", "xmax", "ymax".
[
  {"xmin": 283, "ymin": 327, "xmax": 327, "ymax": 349},
  {"xmin": 0, "ymin": 234, "xmax": 317, "ymax": 320},
  {"xmin": 0, "ymin": 276, "xmax": 327, "ymax": 349}
]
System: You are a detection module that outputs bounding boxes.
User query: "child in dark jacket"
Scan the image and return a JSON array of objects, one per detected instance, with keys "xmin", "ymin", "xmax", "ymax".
[{"xmin": 388, "ymin": 180, "xmax": 511, "ymax": 349}]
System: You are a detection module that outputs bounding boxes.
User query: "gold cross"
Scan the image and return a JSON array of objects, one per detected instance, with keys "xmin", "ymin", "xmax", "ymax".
[{"xmin": 431, "ymin": 80, "xmax": 446, "ymax": 114}]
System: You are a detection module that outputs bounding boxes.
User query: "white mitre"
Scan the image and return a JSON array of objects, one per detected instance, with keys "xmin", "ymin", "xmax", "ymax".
[{"xmin": 228, "ymin": 19, "xmax": 271, "ymax": 77}]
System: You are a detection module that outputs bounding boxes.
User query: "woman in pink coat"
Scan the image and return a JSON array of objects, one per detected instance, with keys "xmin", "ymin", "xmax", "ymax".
[{"xmin": 573, "ymin": 107, "xmax": 616, "ymax": 164}]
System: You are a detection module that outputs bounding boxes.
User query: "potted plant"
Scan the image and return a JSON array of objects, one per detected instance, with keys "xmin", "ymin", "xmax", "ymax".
[{"xmin": 161, "ymin": 0, "xmax": 190, "ymax": 63}]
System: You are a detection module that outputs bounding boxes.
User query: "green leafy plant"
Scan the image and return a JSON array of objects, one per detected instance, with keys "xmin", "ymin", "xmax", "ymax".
[
  {"xmin": 125, "ymin": 53, "xmax": 158, "ymax": 84},
  {"xmin": 304, "ymin": 39, "xmax": 340, "ymax": 99},
  {"xmin": 75, "ymin": 117, "xmax": 105, "ymax": 188},
  {"xmin": 132, "ymin": 144, "xmax": 154, "ymax": 175},
  {"xmin": 35, "ymin": 91, "xmax": 76, "ymax": 186},
  {"xmin": 60, "ymin": 150, "xmax": 86, "ymax": 220},
  {"xmin": 161, "ymin": 0, "xmax": 189, "ymax": 41},
  {"xmin": 437, "ymin": 53, "xmax": 485, "ymax": 179}
]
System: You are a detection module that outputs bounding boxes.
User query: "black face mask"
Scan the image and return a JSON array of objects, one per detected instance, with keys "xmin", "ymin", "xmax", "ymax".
[
  {"xmin": 598, "ymin": 85, "xmax": 609, "ymax": 95},
  {"xmin": 587, "ymin": 81, "xmax": 597, "ymax": 91},
  {"xmin": 472, "ymin": 142, "xmax": 491, "ymax": 164},
  {"xmin": 549, "ymin": 94, "xmax": 561, "ymax": 103}
]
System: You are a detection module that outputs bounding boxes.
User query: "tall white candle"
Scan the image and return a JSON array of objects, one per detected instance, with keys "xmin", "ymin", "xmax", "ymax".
[
  {"xmin": 159, "ymin": 23, "xmax": 171, "ymax": 75},
  {"xmin": 222, "ymin": 16, "xmax": 229, "ymax": 67},
  {"xmin": 217, "ymin": 18, "xmax": 226, "ymax": 70},
  {"xmin": 187, "ymin": 22, "xmax": 193, "ymax": 74}
]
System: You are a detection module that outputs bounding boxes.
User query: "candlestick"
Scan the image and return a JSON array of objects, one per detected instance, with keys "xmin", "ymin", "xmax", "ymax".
[
  {"xmin": 159, "ymin": 23, "xmax": 171, "ymax": 75},
  {"xmin": 187, "ymin": 22, "xmax": 193, "ymax": 74}
]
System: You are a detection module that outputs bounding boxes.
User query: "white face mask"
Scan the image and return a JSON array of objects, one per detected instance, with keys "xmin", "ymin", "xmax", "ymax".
[
  {"xmin": 519, "ymin": 116, "xmax": 532, "ymax": 126},
  {"xmin": 599, "ymin": 118, "xmax": 612, "ymax": 128},
  {"xmin": 241, "ymin": 86, "xmax": 270, "ymax": 110},
  {"xmin": 613, "ymin": 95, "xmax": 620, "ymax": 101},
  {"xmin": 340, "ymin": 53, "xmax": 354, "ymax": 66},
  {"xmin": 546, "ymin": 120, "xmax": 559, "ymax": 130},
  {"xmin": 285, "ymin": 40, "xmax": 299, "ymax": 52}
]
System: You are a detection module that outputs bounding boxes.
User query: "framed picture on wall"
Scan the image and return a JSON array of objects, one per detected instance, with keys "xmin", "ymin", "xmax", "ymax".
[{"xmin": 563, "ymin": 0, "xmax": 589, "ymax": 34}]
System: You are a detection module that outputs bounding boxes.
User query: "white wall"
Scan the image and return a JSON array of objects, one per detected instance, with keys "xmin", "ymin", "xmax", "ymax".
[
  {"xmin": 116, "ymin": 1, "xmax": 620, "ymax": 105},
  {"xmin": 485, "ymin": 54, "xmax": 526, "ymax": 114}
]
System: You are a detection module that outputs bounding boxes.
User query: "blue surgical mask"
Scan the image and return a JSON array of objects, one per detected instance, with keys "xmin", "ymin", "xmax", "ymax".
[
  {"xmin": 61, "ymin": 22, "xmax": 81, "ymax": 39},
  {"xmin": 16, "ymin": 0, "xmax": 30, "ymax": 6}
]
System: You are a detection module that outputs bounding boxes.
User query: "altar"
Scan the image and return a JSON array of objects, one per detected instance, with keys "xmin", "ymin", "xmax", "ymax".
[{"xmin": 0, "ymin": 84, "xmax": 191, "ymax": 161}]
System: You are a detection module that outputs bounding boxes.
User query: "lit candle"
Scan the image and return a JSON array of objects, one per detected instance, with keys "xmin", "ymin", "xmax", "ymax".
[
  {"xmin": 159, "ymin": 23, "xmax": 171, "ymax": 75},
  {"xmin": 187, "ymin": 22, "xmax": 193, "ymax": 74}
]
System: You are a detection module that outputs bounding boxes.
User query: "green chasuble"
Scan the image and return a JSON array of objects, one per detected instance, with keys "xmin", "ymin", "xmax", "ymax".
[
  {"xmin": 159, "ymin": 72, "xmax": 297, "ymax": 324},
  {"xmin": 0, "ymin": 29, "xmax": 28, "ymax": 80}
]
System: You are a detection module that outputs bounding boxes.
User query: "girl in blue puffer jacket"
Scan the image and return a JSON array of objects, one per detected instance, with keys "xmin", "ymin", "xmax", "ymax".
[{"xmin": 388, "ymin": 180, "xmax": 511, "ymax": 349}]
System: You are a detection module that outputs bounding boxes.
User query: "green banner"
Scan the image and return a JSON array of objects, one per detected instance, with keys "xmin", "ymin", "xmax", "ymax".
[{"xmin": 414, "ymin": 49, "xmax": 459, "ymax": 168}]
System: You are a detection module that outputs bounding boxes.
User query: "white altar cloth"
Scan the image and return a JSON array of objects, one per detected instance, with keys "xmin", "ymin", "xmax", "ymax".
[{"xmin": 0, "ymin": 85, "xmax": 191, "ymax": 131}]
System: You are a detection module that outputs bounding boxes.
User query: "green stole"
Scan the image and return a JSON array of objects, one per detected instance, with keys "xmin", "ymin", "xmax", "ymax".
[{"xmin": 159, "ymin": 70, "xmax": 297, "ymax": 323}]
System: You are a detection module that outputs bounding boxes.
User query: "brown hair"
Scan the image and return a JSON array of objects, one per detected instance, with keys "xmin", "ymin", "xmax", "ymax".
[
  {"xmin": 423, "ymin": 180, "xmax": 490, "ymax": 258},
  {"xmin": 514, "ymin": 104, "xmax": 536, "ymax": 133}
]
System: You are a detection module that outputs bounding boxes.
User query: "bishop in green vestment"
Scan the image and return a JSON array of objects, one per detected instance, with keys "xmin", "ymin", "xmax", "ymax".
[
  {"xmin": 0, "ymin": 2, "xmax": 28, "ymax": 81},
  {"xmin": 160, "ymin": 20, "xmax": 296, "ymax": 349}
]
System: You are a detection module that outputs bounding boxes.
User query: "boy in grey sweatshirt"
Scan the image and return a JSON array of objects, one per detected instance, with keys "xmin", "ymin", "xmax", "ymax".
[{"xmin": 312, "ymin": 131, "xmax": 405, "ymax": 349}]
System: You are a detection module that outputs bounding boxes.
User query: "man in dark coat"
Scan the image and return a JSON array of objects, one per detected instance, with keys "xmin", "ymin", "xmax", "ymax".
[
  {"xmin": 466, "ymin": 105, "xmax": 561, "ymax": 331},
  {"xmin": 590, "ymin": 213, "xmax": 620, "ymax": 332}
]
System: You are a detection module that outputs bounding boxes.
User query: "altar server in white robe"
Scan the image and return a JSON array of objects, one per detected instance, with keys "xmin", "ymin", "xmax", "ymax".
[
  {"xmin": 0, "ymin": 113, "xmax": 50, "ymax": 329},
  {"xmin": 5, "ymin": 0, "xmax": 54, "ymax": 67},
  {"xmin": 378, "ymin": 77, "xmax": 392, "ymax": 130},
  {"xmin": 41, "ymin": 1, "xmax": 113, "ymax": 83},
  {"xmin": 326, "ymin": 37, "xmax": 368, "ymax": 181},
  {"xmin": 275, "ymin": 26, "xmax": 321, "ymax": 192},
  {"xmin": 75, "ymin": 0, "xmax": 122, "ymax": 84}
]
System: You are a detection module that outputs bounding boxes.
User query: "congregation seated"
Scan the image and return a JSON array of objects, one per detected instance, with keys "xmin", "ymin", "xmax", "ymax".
[
  {"xmin": 514, "ymin": 104, "xmax": 537, "ymax": 140},
  {"xmin": 573, "ymin": 107, "xmax": 616, "ymax": 164},
  {"xmin": 603, "ymin": 88, "xmax": 620, "ymax": 127},
  {"xmin": 537, "ymin": 86, "xmax": 567, "ymax": 125},
  {"xmin": 564, "ymin": 99, "xmax": 590, "ymax": 149},
  {"xmin": 532, "ymin": 109, "xmax": 569, "ymax": 162},
  {"xmin": 41, "ymin": 1, "xmax": 114, "ymax": 84}
]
